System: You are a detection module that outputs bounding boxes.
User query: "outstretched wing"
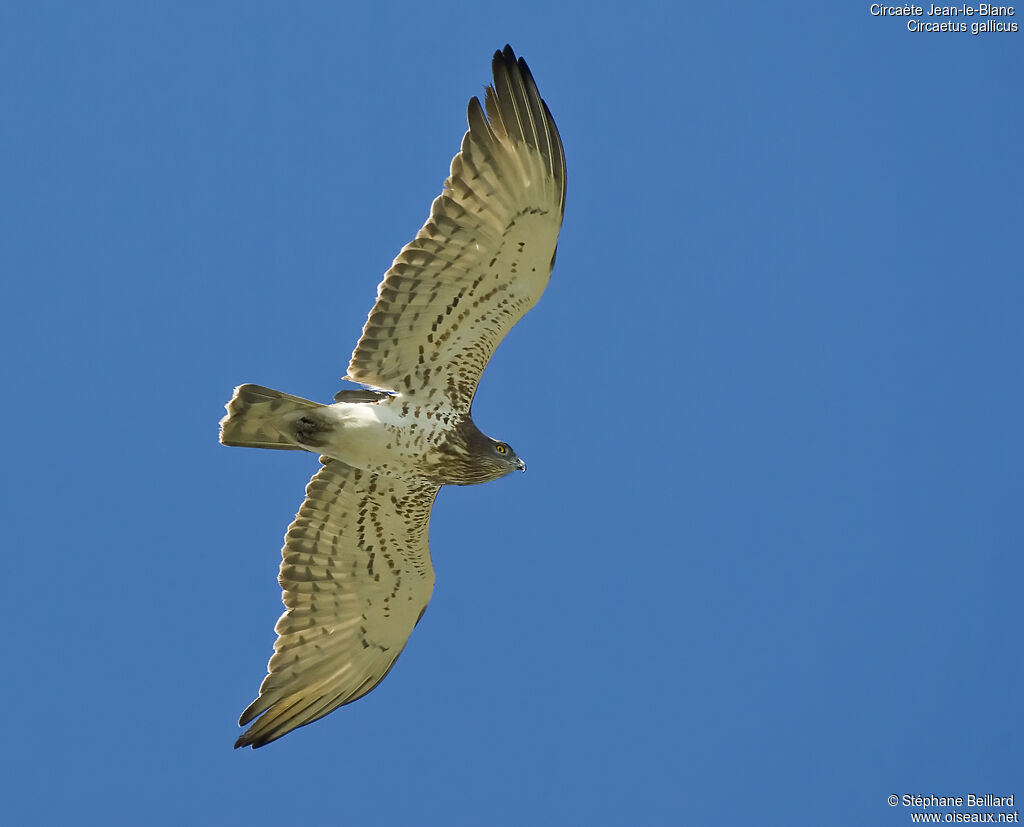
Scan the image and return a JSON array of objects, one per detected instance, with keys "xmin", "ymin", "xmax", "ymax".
[
  {"xmin": 346, "ymin": 45, "xmax": 566, "ymax": 412},
  {"xmin": 236, "ymin": 461, "xmax": 439, "ymax": 748}
]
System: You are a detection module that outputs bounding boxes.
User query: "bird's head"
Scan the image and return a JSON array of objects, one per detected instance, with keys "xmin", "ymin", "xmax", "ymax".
[
  {"xmin": 464, "ymin": 436, "xmax": 526, "ymax": 482},
  {"xmin": 489, "ymin": 439, "xmax": 527, "ymax": 476},
  {"xmin": 433, "ymin": 418, "xmax": 527, "ymax": 484}
]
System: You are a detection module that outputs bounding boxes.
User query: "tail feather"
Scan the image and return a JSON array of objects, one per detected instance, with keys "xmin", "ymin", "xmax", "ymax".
[{"xmin": 220, "ymin": 384, "xmax": 322, "ymax": 450}]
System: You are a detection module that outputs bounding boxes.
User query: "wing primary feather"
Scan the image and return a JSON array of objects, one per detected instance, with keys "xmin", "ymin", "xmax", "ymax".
[{"xmin": 489, "ymin": 48, "xmax": 526, "ymax": 145}]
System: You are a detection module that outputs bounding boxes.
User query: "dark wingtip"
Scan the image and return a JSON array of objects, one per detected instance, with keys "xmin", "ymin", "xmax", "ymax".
[
  {"xmin": 495, "ymin": 43, "xmax": 518, "ymax": 70},
  {"xmin": 234, "ymin": 733, "xmax": 264, "ymax": 750},
  {"xmin": 498, "ymin": 44, "xmax": 537, "ymax": 89}
]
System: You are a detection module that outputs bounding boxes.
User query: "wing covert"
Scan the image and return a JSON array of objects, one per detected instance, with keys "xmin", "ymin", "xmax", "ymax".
[
  {"xmin": 235, "ymin": 461, "xmax": 439, "ymax": 748},
  {"xmin": 346, "ymin": 45, "xmax": 566, "ymax": 411}
]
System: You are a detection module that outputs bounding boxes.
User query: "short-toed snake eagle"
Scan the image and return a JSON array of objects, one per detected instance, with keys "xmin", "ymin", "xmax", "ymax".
[{"xmin": 220, "ymin": 45, "xmax": 565, "ymax": 748}]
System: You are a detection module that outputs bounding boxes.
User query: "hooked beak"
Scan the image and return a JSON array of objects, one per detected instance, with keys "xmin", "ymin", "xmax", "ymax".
[{"xmin": 516, "ymin": 457, "xmax": 527, "ymax": 472}]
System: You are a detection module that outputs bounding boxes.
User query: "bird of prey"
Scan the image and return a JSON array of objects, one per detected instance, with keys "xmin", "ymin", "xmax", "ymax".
[{"xmin": 219, "ymin": 46, "xmax": 565, "ymax": 748}]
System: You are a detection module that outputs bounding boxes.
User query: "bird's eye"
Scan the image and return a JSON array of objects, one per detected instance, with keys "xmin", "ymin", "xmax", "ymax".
[{"xmin": 495, "ymin": 443, "xmax": 507, "ymax": 454}]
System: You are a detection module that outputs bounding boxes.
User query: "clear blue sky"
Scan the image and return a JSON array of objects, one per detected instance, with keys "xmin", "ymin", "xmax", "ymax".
[{"xmin": 2, "ymin": 3, "xmax": 1020, "ymax": 825}]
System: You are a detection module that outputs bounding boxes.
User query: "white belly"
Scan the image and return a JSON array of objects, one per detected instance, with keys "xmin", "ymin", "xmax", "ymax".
[{"xmin": 314, "ymin": 395, "xmax": 460, "ymax": 480}]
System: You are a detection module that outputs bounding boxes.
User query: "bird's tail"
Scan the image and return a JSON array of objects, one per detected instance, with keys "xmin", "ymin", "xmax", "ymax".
[{"xmin": 219, "ymin": 384, "xmax": 322, "ymax": 450}]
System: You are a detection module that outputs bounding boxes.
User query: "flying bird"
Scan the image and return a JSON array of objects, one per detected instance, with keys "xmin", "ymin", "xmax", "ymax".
[{"xmin": 219, "ymin": 45, "xmax": 565, "ymax": 748}]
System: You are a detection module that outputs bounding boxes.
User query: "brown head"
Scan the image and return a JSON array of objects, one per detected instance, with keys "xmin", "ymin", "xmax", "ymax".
[{"xmin": 428, "ymin": 416, "xmax": 526, "ymax": 485}]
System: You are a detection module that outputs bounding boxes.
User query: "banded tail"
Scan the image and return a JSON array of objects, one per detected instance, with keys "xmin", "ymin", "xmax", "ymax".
[{"xmin": 219, "ymin": 384, "xmax": 323, "ymax": 450}]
